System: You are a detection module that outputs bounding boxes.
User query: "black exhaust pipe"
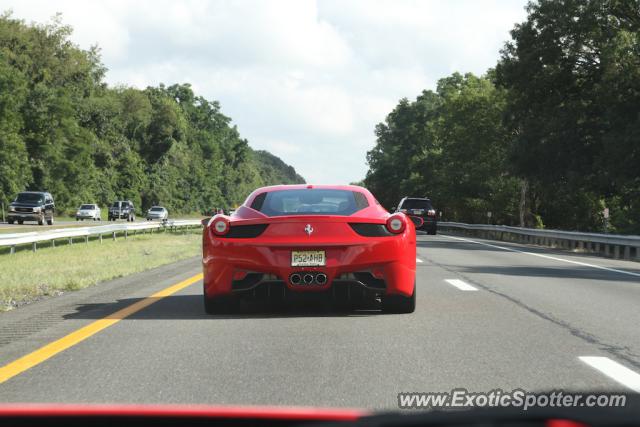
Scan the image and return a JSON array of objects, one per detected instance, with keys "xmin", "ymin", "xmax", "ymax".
[
  {"xmin": 290, "ymin": 273, "xmax": 301, "ymax": 285},
  {"xmin": 316, "ymin": 273, "xmax": 327, "ymax": 285}
]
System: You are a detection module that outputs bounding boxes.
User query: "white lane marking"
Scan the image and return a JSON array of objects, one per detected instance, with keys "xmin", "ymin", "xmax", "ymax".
[
  {"xmin": 441, "ymin": 234, "xmax": 640, "ymax": 279},
  {"xmin": 579, "ymin": 356, "xmax": 640, "ymax": 392},
  {"xmin": 416, "ymin": 258, "xmax": 423, "ymax": 263},
  {"xmin": 445, "ymin": 279, "xmax": 478, "ymax": 291}
]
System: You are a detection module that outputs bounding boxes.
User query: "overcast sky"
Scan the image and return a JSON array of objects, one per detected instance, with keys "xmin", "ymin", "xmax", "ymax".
[{"xmin": 4, "ymin": 0, "xmax": 528, "ymax": 184}]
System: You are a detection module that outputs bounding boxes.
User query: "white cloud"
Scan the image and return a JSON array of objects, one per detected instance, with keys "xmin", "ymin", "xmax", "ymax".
[{"xmin": 2, "ymin": 0, "xmax": 528, "ymax": 184}]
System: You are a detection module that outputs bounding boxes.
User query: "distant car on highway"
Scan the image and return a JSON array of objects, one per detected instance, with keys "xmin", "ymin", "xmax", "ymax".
[
  {"xmin": 146, "ymin": 206, "xmax": 168, "ymax": 221},
  {"xmin": 7, "ymin": 191, "xmax": 55, "ymax": 225},
  {"xmin": 394, "ymin": 197, "xmax": 437, "ymax": 235},
  {"xmin": 76, "ymin": 204, "xmax": 101, "ymax": 221},
  {"xmin": 108, "ymin": 200, "xmax": 136, "ymax": 222},
  {"xmin": 202, "ymin": 184, "xmax": 419, "ymax": 314}
]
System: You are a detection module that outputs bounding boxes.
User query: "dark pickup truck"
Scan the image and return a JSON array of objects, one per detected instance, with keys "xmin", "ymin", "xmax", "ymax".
[
  {"xmin": 7, "ymin": 191, "xmax": 55, "ymax": 225},
  {"xmin": 108, "ymin": 200, "xmax": 136, "ymax": 222},
  {"xmin": 394, "ymin": 197, "xmax": 438, "ymax": 235}
]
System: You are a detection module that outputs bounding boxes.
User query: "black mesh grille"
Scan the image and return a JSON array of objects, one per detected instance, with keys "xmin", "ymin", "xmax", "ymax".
[
  {"xmin": 232, "ymin": 273, "xmax": 264, "ymax": 291},
  {"xmin": 353, "ymin": 272, "xmax": 386, "ymax": 289},
  {"xmin": 223, "ymin": 224, "xmax": 269, "ymax": 238},
  {"xmin": 349, "ymin": 223, "xmax": 393, "ymax": 237}
]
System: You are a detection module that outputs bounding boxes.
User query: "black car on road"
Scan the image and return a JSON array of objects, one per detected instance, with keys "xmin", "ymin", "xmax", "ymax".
[
  {"xmin": 7, "ymin": 191, "xmax": 55, "ymax": 225},
  {"xmin": 394, "ymin": 197, "xmax": 437, "ymax": 235},
  {"xmin": 108, "ymin": 200, "xmax": 136, "ymax": 221}
]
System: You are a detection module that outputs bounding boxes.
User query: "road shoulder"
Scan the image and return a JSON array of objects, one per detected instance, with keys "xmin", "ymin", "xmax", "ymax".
[{"xmin": 0, "ymin": 256, "xmax": 201, "ymax": 366}]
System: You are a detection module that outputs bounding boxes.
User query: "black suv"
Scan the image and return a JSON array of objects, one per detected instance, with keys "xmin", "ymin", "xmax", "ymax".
[
  {"xmin": 394, "ymin": 197, "xmax": 437, "ymax": 235},
  {"xmin": 108, "ymin": 200, "xmax": 136, "ymax": 221},
  {"xmin": 7, "ymin": 191, "xmax": 55, "ymax": 225}
]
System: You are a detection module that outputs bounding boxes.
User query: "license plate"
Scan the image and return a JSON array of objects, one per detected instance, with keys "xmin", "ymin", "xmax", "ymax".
[
  {"xmin": 291, "ymin": 250, "xmax": 326, "ymax": 267},
  {"xmin": 411, "ymin": 209, "xmax": 424, "ymax": 215}
]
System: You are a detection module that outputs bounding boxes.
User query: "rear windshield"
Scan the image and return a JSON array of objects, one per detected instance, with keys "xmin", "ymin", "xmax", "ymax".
[
  {"xmin": 80, "ymin": 204, "xmax": 95, "ymax": 209},
  {"xmin": 111, "ymin": 202, "xmax": 121, "ymax": 208},
  {"xmin": 400, "ymin": 199, "xmax": 433, "ymax": 210},
  {"xmin": 15, "ymin": 193, "xmax": 44, "ymax": 203},
  {"xmin": 253, "ymin": 189, "xmax": 368, "ymax": 217}
]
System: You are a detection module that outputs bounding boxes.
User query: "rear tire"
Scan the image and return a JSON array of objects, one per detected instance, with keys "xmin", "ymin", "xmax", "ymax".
[
  {"xmin": 17, "ymin": 220, "xmax": 23, "ymax": 225},
  {"xmin": 204, "ymin": 294, "xmax": 239, "ymax": 315},
  {"xmin": 382, "ymin": 284, "xmax": 416, "ymax": 314},
  {"xmin": 47, "ymin": 217, "xmax": 53, "ymax": 226},
  {"xmin": 7, "ymin": 219, "xmax": 14, "ymax": 225},
  {"xmin": 428, "ymin": 228, "xmax": 437, "ymax": 235},
  {"xmin": 38, "ymin": 215, "xmax": 44, "ymax": 226}
]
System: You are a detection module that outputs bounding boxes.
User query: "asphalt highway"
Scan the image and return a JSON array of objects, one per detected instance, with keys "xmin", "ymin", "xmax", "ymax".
[{"xmin": 1, "ymin": 233, "xmax": 639, "ymax": 408}]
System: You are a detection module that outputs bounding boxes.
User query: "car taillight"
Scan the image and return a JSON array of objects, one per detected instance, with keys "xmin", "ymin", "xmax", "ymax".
[
  {"xmin": 211, "ymin": 217, "xmax": 230, "ymax": 236},
  {"xmin": 427, "ymin": 209, "xmax": 436, "ymax": 217},
  {"xmin": 386, "ymin": 214, "xmax": 406, "ymax": 234}
]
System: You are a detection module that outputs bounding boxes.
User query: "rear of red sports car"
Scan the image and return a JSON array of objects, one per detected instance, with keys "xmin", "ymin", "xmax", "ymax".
[{"xmin": 202, "ymin": 184, "xmax": 417, "ymax": 314}]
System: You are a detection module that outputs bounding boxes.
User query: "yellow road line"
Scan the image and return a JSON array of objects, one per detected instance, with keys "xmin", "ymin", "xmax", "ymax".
[{"xmin": 0, "ymin": 273, "xmax": 203, "ymax": 384}]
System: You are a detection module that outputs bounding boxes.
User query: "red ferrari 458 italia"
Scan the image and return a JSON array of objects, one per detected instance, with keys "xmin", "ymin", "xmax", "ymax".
[{"xmin": 202, "ymin": 184, "xmax": 419, "ymax": 314}]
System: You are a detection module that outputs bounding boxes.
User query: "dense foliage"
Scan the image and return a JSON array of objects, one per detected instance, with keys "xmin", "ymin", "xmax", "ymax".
[
  {"xmin": 0, "ymin": 13, "xmax": 304, "ymax": 215},
  {"xmin": 365, "ymin": 0, "xmax": 640, "ymax": 233},
  {"xmin": 366, "ymin": 73, "xmax": 521, "ymax": 226}
]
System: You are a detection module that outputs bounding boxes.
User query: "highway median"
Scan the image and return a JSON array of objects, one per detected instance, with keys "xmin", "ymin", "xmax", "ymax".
[{"xmin": 0, "ymin": 227, "xmax": 202, "ymax": 311}]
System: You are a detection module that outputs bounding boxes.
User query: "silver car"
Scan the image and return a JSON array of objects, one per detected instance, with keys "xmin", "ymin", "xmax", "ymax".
[
  {"xmin": 76, "ymin": 204, "xmax": 101, "ymax": 221},
  {"xmin": 146, "ymin": 206, "xmax": 168, "ymax": 220}
]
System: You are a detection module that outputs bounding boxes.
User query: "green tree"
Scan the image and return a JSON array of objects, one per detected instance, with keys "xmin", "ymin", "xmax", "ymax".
[
  {"xmin": 496, "ymin": 0, "xmax": 640, "ymax": 232},
  {"xmin": 0, "ymin": 58, "xmax": 30, "ymax": 205},
  {"xmin": 365, "ymin": 72, "xmax": 519, "ymax": 223},
  {"xmin": 0, "ymin": 12, "xmax": 304, "ymax": 216}
]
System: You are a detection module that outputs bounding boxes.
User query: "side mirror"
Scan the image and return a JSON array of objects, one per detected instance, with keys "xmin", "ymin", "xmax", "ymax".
[
  {"xmin": 201, "ymin": 218, "xmax": 210, "ymax": 227},
  {"xmin": 408, "ymin": 215, "xmax": 424, "ymax": 228}
]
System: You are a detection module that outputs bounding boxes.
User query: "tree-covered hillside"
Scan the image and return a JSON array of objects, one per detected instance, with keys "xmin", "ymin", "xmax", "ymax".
[
  {"xmin": 365, "ymin": 73, "xmax": 520, "ymax": 226},
  {"xmin": 0, "ymin": 13, "xmax": 304, "ymax": 214},
  {"xmin": 365, "ymin": 0, "xmax": 640, "ymax": 234},
  {"xmin": 252, "ymin": 150, "xmax": 306, "ymax": 187}
]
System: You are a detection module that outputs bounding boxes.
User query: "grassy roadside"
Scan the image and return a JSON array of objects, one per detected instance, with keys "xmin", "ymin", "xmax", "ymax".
[{"xmin": 0, "ymin": 230, "xmax": 201, "ymax": 311}]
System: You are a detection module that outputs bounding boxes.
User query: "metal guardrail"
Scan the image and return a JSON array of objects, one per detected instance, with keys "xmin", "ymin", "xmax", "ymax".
[
  {"xmin": 439, "ymin": 222, "xmax": 640, "ymax": 261},
  {"xmin": 0, "ymin": 220, "xmax": 202, "ymax": 254}
]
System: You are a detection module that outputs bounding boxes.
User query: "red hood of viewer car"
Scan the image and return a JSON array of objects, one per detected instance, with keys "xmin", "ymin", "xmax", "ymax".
[
  {"xmin": 0, "ymin": 404, "xmax": 367, "ymax": 421},
  {"xmin": 0, "ymin": 404, "xmax": 600, "ymax": 427}
]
